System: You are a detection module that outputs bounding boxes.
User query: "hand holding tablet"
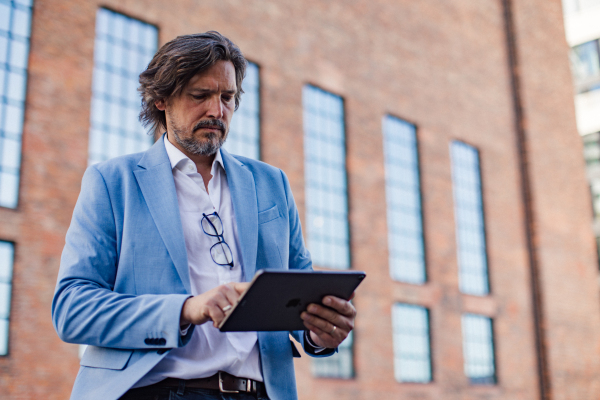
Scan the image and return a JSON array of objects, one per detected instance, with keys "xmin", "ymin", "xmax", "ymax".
[{"xmin": 218, "ymin": 270, "xmax": 366, "ymax": 332}]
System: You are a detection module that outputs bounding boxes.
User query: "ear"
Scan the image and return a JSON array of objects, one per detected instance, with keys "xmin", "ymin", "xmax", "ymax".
[{"xmin": 155, "ymin": 98, "xmax": 167, "ymax": 111}]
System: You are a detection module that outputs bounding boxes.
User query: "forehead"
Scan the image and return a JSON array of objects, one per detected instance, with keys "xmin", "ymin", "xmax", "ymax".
[{"xmin": 186, "ymin": 60, "xmax": 237, "ymax": 90}]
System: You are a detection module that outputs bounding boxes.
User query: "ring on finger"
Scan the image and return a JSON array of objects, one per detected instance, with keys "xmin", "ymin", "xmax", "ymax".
[
  {"xmin": 222, "ymin": 305, "xmax": 232, "ymax": 312},
  {"xmin": 330, "ymin": 325, "xmax": 336, "ymax": 335}
]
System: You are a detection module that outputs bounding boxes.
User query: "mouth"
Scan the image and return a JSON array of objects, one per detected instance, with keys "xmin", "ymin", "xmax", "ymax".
[
  {"xmin": 193, "ymin": 120, "xmax": 226, "ymax": 135},
  {"xmin": 194, "ymin": 126, "xmax": 223, "ymax": 134}
]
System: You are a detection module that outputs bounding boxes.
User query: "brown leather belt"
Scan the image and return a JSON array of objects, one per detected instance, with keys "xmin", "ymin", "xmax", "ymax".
[{"xmin": 157, "ymin": 371, "xmax": 263, "ymax": 394}]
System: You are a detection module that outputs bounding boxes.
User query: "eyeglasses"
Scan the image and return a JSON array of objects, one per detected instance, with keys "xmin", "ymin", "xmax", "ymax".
[{"xmin": 201, "ymin": 212, "xmax": 235, "ymax": 269}]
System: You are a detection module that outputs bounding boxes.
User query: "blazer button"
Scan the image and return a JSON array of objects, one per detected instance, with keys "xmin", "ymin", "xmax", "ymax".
[
  {"xmin": 157, "ymin": 338, "xmax": 166, "ymax": 346},
  {"xmin": 144, "ymin": 338, "xmax": 154, "ymax": 345}
]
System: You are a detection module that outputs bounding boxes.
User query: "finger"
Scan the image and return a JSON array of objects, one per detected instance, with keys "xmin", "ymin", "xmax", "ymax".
[
  {"xmin": 322, "ymin": 296, "xmax": 356, "ymax": 318},
  {"xmin": 219, "ymin": 283, "xmax": 244, "ymax": 305},
  {"xmin": 303, "ymin": 321, "xmax": 333, "ymax": 346},
  {"xmin": 305, "ymin": 304, "xmax": 352, "ymax": 331},
  {"xmin": 301, "ymin": 311, "xmax": 344, "ymax": 336},
  {"xmin": 207, "ymin": 304, "xmax": 226, "ymax": 327},
  {"xmin": 205, "ymin": 289, "xmax": 235, "ymax": 320},
  {"xmin": 302, "ymin": 319, "xmax": 328, "ymax": 337},
  {"xmin": 303, "ymin": 321, "xmax": 344, "ymax": 349},
  {"xmin": 232, "ymin": 282, "xmax": 250, "ymax": 295}
]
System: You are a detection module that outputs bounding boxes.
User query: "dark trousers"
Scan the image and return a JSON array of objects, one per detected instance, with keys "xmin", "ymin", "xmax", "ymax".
[{"xmin": 120, "ymin": 385, "xmax": 270, "ymax": 400}]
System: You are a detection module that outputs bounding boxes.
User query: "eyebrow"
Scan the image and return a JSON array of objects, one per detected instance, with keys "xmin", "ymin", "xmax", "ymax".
[{"xmin": 188, "ymin": 88, "xmax": 236, "ymax": 95}]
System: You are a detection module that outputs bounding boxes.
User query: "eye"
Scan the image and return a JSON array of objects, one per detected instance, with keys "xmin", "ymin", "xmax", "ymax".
[{"xmin": 222, "ymin": 95, "xmax": 233, "ymax": 102}]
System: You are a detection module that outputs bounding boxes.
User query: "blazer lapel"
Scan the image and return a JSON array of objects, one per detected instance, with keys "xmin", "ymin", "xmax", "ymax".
[
  {"xmin": 221, "ymin": 149, "xmax": 258, "ymax": 281},
  {"xmin": 133, "ymin": 138, "xmax": 191, "ymax": 293}
]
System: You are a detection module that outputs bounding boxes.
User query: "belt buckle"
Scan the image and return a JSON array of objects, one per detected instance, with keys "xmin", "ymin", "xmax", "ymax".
[{"xmin": 218, "ymin": 371, "xmax": 240, "ymax": 394}]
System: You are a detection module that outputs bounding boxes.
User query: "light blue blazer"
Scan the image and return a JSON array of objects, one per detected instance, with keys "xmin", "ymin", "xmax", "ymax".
[{"xmin": 52, "ymin": 138, "xmax": 326, "ymax": 400}]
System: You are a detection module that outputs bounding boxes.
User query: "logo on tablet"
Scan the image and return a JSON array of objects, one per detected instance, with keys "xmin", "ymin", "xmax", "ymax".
[{"xmin": 286, "ymin": 298, "xmax": 301, "ymax": 308}]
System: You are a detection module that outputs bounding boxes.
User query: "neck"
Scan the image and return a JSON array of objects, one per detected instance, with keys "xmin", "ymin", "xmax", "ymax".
[{"xmin": 166, "ymin": 133, "xmax": 217, "ymax": 189}]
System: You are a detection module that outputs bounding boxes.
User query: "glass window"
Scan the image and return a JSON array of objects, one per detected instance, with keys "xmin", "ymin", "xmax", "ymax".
[
  {"xmin": 392, "ymin": 303, "xmax": 432, "ymax": 383},
  {"xmin": 450, "ymin": 141, "xmax": 490, "ymax": 296},
  {"xmin": 562, "ymin": 0, "xmax": 581, "ymax": 14},
  {"xmin": 88, "ymin": 8, "xmax": 157, "ymax": 165},
  {"xmin": 311, "ymin": 330, "xmax": 354, "ymax": 379},
  {"xmin": 583, "ymin": 132, "xmax": 600, "ymax": 167},
  {"xmin": 0, "ymin": 241, "xmax": 14, "ymax": 356},
  {"xmin": 303, "ymin": 85, "xmax": 349, "ymax": 270},
  {"xmin": 223, "ymin": 61, "xmax": 259, "ymax": 159},
  {"xmin": 383, "ymin": 116, "xmax": 426, "ymax": 284},
  {"xmin": 571, "ymin": 39, "xmax": 600, "ymax": 93},
  {"xmin": 462, "ymin": 314, "xmax": 496, "ymax": 385},
  {"xmin": 581, "ymin": 132, "xmax": 600, "ymax": 264},
  {"xmin": 0, "ymin": 0, "xmax": 33, "ymax": 208},
  {"xmin": 562, "ymin": 0, "xmax": 600, "ymax": 14}
]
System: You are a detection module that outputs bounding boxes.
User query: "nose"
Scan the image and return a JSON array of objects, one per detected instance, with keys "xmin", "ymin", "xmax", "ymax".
[{"xmin": 206, "ymin": 95, "xmax": 224, "ymax": 119}]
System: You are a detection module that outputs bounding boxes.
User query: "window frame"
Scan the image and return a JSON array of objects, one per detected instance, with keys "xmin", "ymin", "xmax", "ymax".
[
  {"xmin": 0, "ymin": 0, "xmax": 34, "ymax": 209},
  {"xmin": 392, "ymin": 303, "xmax": 433, "ymax": 383},
  {"xmin": 383, "ymin": 114, "xmax": 427, "ymax": 284},
  {"xmin": 461, "ymin": 313, "xmax": 497, "ymax": 385},
  {"xmin": 223, "ymin": 60, "xmax": 261, "ymax": 160},
  {"xmin": 450, "ymin": 140, "xmax": 491, "ymax": 296},
  {"xmin": 87, "ymin": 7, "xmax": 158, "ymax": 165},
  {"xmin": 0, "ymin": 240, "xmax": 15, "ymax": 357},
  {"xmin": 302, "ymin": 84, "xmax": 351, "ymax": 271}
]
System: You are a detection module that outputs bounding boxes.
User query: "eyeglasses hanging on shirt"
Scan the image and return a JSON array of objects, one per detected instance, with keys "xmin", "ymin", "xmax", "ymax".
[{"xmin": 201, "ymin": 212, "xmax": 235, "ymax": 269}]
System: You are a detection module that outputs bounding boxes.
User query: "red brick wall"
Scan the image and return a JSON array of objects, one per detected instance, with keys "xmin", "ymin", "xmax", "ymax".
[
  {"xmin": 0, "ymin": 0, "xmax": 597, "ymax": 399},
  {"xmin": 511, "ymin": 0, "xmax": 600, "ymax": 397}
]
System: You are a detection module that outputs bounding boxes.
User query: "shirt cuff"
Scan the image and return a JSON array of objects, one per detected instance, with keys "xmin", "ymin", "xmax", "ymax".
[
  {"xmin": 304, "ymin": 330, "xmax": 327, "ymax": 354},
  {"xmin": 180, "ymin": 324, "xmax": 191, "ymax": 336}
]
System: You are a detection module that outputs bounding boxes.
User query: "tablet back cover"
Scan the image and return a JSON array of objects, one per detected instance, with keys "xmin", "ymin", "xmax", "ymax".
[{"xmin": 219, "ymin": 270, "xmax": 365, "ymax": 332}]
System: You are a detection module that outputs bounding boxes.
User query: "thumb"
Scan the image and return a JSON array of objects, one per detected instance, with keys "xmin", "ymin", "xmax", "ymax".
[{"xmin": 233, "ymin": 282, "xmax": 250, "ymax": 295}]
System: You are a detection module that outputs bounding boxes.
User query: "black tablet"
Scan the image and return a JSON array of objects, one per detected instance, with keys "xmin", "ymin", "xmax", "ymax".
[{"xmin": 218, "ymin": 269, "xmax": 366, "ymax": 332}]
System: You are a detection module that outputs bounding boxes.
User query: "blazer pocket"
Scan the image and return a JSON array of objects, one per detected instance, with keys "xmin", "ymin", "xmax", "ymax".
[
  {"xmin": 258, "ymin": 204, "xmax": 280, "ymax": 225},
  {"xmin": 80, "ymin": 345, "xmax": 134, "ymax": 370}
]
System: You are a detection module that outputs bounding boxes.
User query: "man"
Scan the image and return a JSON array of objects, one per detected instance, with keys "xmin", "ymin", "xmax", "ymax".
[{"xmin": 52, "ymin": 31, "xmax": 356, "ymax": 400}]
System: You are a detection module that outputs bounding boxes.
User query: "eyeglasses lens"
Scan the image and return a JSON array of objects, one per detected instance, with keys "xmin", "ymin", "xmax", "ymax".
[
  {"xmin": 202, "ymin": 213, "xmax": 224, "ymax": 236},
  {"xmin": 211, "ymin": 242, "xmax": 233, "ymax": 265}
]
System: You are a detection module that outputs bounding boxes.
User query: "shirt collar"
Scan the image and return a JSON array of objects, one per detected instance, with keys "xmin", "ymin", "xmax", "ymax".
[{"xmin": 163, "ymin": 134, "xmax": 224, "ymax": 174}]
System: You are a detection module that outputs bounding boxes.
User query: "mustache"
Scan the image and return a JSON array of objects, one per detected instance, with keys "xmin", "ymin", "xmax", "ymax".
[{"xmin": 193, "ymin": 119, "xmax": 226, "ymax": 134}]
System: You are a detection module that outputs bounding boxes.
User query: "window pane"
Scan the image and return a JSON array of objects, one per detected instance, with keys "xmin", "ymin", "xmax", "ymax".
[
  {"xmin": 462, "ymin": 314, "xmax": 496, "ymax": 385},
  {"xmin": 0, "ymin": 172, "xmax": 19, "ymax": 209},
  {"xmin": 563, "ymin": 0, "xmax": 600, "ymax": 14},
  {"xmin": 0, "ymin": 241, "xmax": 14, "ymax": 282},
  {"xmin": 0, "ymin": 282, "xmax": 11, "ymax": 319},
  {"xmin": 312, "ymin": 330, "xmax": 354, "ymax": 379},
  {"xmin": 88, "ymin": 8, "xmax": 157, "ymax": 164},
  {"xmin": 0, "ymin": 241, "xmax": 14, "ymax": 357},
  {"xmin": 303, "ymin": 85, "xmax": 349, "ymax": 271},
  {"xmin": 450, "ymin": 141, "xmax": 490, "ymax": 295},
  {"xmin": 383, "ymin": 116, "xmax": 426, "ymax": 284},
  {"xmin": 571, "ymin": 39, "xmax": 600, "ymax": 93},
  {"xmin": 1, "ymin": 137, "xmax": 21, "ymax": 169},
  {"xmin": 224, "ymin": 62, "xmax": 260, "ymax": 160},
  {"xmin": 392, "ymin": 303, "xmax": 432, "ymax": 383},
  {"xmin": 0, "ymin": 0, "xmax": 33, "ymax": 208},
  {"xmin": 0, "ymin": 319, "xmax": 7, "ymax": 356},
  {"xmin": 11, "ymin": 8, "xmax": 31, "ymax": 38}
]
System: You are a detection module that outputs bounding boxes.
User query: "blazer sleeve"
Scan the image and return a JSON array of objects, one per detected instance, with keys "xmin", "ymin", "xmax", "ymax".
[{"xmin": 51, "ymin": 165, "xmax": 194, "ymax": 350}]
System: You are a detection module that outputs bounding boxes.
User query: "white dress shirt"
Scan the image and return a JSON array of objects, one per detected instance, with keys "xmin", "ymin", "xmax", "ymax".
[{"xmin": 134, "ymin": 136, "xmax": 262, "ymax": 387}]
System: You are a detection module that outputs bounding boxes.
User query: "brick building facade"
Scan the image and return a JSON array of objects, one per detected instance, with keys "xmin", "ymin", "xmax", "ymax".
[{"xmin": 1, "ymin": 0, "xmax": 599, "ymax": 399}]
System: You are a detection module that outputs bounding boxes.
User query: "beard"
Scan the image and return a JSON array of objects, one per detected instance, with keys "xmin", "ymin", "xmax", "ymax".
[{"xmin": 169, "ymin": 117, "xmax": 228, "ymax": 156}]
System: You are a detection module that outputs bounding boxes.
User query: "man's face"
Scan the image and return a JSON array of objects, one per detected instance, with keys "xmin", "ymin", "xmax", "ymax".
[{"xmin": 156, "ymin": 60, "xmax": 237, "ymax": 157}]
